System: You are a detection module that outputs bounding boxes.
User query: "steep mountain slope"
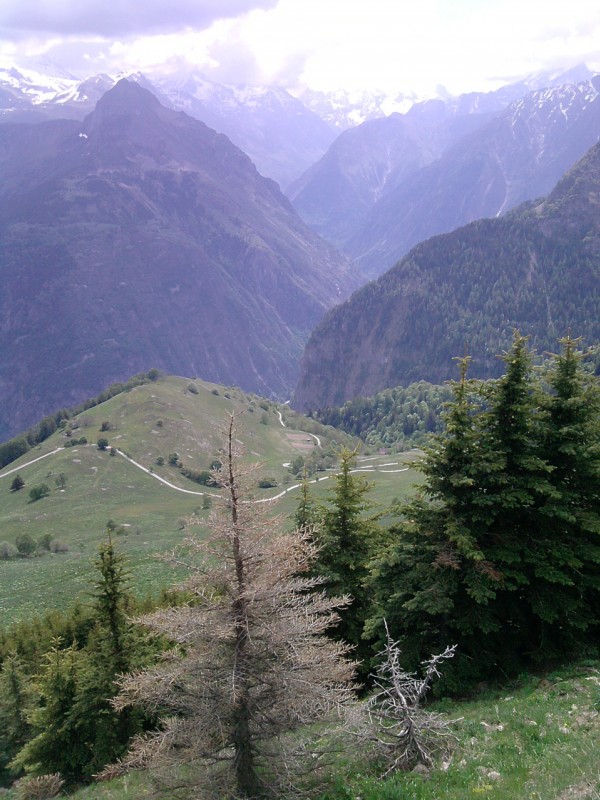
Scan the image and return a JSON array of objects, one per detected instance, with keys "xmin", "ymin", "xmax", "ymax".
[
  {"xmin": 287, "ymin": 102, "xmax": 494, "ymax": 249},
  {"xmin": 0, "ymin": 79, "xmax": 357, "ymax": 439},
  {"xmin": 156, "ymin": 74, "xmax": 337, "ymax": 188},
  {"xmin": 348, "ymin": 76, "xmax": 600, "ymax": 277},
  {"xmin": 290, "ymin": 72, "xmax": 600, "ymax": 278},
  {"xmin": 293, "ymin": 140, "xmax": 600, "ymax": 411}
]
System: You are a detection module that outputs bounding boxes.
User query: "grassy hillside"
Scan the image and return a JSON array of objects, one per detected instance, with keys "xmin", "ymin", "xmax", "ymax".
[
  {"xmin": 0, "ymin": 375, "xmax": 421, "ymax": 624},
  {"xmin": 15, "ymin": 660, "xmax": 598, "ymax": 800}
]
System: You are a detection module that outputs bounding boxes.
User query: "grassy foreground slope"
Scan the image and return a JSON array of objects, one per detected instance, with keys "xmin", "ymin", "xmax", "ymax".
[
  {"xmin": 20, "ymin": 660, "xmax": 598, "ymax": 800},
  {"xmin": 0, "ymin": 375, "xmax": 420, "ymax": 624}
]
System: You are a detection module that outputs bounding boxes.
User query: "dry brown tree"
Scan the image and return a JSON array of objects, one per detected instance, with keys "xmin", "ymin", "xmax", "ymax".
[
  {"xmin": 349, "ymin": 622, "xmax": 457, "ymax": 776},
  {"xmin": 103, "ymin": 413, "xmax": 357, "ymax": 799}
]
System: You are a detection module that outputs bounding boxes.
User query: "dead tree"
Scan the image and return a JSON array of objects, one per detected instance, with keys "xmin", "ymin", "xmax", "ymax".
[
  {"xmin": 351, "ymin": 623, "xmax": 457, "ymax": 776},
  {"xmin": 104, "ymin": 414, "xmax": 356, "ymax": 799}
]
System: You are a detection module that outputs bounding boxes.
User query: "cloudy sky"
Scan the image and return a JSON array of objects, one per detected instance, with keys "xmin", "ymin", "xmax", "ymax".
[{"xmin": 1, "ymin": 0, "xmax": 599, "ymax": 96}]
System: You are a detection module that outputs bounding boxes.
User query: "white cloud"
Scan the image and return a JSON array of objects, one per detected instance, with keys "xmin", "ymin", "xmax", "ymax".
[
  {"xmin": 1, "ymin": 0, "xmax": 599, "ymax": 94},
  {"xmin": 0, "ymin": 0, "xmax": 278, "ymax": 37}
]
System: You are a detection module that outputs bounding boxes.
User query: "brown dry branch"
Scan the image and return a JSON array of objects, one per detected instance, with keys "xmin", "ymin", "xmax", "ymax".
[
  {"xmin": 348, "ymin": 622, "xmax": 458, "ymax": 777},
  {"xmin": 101, "ymin": 413, "xmax": 357, "ymax": 799},
  {"xmin": 14, "ymin": 772, "xmax": 64, "ymax": 800}
]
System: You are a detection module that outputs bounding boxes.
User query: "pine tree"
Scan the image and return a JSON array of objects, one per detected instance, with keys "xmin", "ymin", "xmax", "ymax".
[
  {"xmin": 294, "ymin": 471, "xmax": 318, "ymax": 532},
  {"xmin": 315, "ymin": 447, "xmax": 380, "ymax": 659},
  {"xmin": 105, "ymin": 414, "xmax": 356, "ymax": 799},
  {"xmin": 70, "ymin": 538, "xmax": 146, "ymax": 777},
  {"xmin": 10, "ymin": 541, "xmax": 148, "ymax": 781},
  {"xmin": 0, "ymin": 653, "xmax": 30, "ymax": 784},
  {"xmin": 366, "ymin": 359, "xmax": 503, "ymax": 685},
  {"xmin": 474, "ymin": 333, "xmax": 566, "ymax": 664},
  {"xmin": 9, "ymin": 474, "xmax": 24, "ymax": 492},
  {"xmin": 367, "ymin": 334, "xmax": 599, "ymax": 688},
  {"xmin": 534, "ymin": 336, "xmax": 600, "ymax": 640},
  {"xmin": 416, "ymin": 356, "xmax": 488, "ymax": 560},
  {"xmin": 91, "ymin": 535, "xmax": 132, "ymax": 673},
  {"xmin": 10, "ymin": 642, "xmax": 87, "ymax": 782}
]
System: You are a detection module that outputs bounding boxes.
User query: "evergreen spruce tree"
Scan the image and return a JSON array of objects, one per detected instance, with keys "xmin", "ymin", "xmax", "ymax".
[
  {"xmin": 90, "ymin": 535, "xmax": 132, "ymax": 673},
  {"xmin": 10, "ymin": 642, "xmax": 87, "ymax": 782},
  {"xmin": 294, "ymin": 470, "xmax": 319, "ymax": 532},
  {"xmin": 0, "ymin": 653, "xmax": 30, "ymax": 784},
  {"xmin": 70, "ymin": 537, "xmax": 146, "ymax": 777},
  {"xmin": 365, "ymin": 357, "xmax": 504, "ymax": 685},
  {"xmin": 535, "ymin": 336, "xmax": 600, "ymax": 640},
  {"xmin": 11, "ymin": 540, "xmax": 148, "ymax": 781},
  {"xmin": 367, "ymin": 334, "xmax": 599, "ymax": 689},
  {"xmin": 9, "ymin": 474, "xmax": 24, "ymax": 492},
  {"xmin": 415, "ymin": 356, "xmax": 489, "ymax": 559},
  {"xmin": 316, "ymin": 448, "xmax": 380, "ymax": 661}
]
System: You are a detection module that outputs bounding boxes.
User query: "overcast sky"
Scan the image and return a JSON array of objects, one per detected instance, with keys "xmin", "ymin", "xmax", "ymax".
[{"xmin": 1, "ymin": 0, "xmax": 599, "ymax": 96}]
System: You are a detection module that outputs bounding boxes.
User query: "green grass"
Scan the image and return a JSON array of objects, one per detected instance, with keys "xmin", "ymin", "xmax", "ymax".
[
  {"xmin": 0, "ymin": 376, "xmax": 421, "ymax": 624},
  {"xmin": 321, "ymin": 663, "xmax": 600, "ymax": 800},
  {"xmin": 7, "ymin": 662, "xmax": 597, "ymax": 800}
]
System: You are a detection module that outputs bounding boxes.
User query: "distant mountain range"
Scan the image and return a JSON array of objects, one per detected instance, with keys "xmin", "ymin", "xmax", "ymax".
[
  {"xmin": 0, "ymin": 79, "xmax": 358, "ymax": 439},
  {"xmin": 0, "ymin": 60, "xmax": 336, "ymax": 188},
  {"xmin": 289, "ymin": 66, "xmax": 600, "ymax": 278},
  {"xmin": 3, "ymin": 59, "xmax": 600, "ymax": 437},
  {"xmin": 154, "ymin": 74, "xmax": 336, "ymax": 189},
  {"xmin": 2, "ymin": 59, "xmax": 593, "ymax": 192},
  {"xmin": 293, "ymin": 137, "xmax": 600, "ymax": 412}
]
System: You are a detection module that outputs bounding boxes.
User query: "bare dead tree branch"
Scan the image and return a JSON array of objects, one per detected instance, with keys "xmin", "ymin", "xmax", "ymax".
[{"xmin": 346, "ymin": 622, "xmax": 458, "ymax": 777}]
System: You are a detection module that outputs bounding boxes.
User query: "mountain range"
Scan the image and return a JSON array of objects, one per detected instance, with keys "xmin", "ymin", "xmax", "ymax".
[
  {"xmin": 2, "ymin": 60, "xmax": 600, "ymax": 437},
  {"xmin": 0, "ymin": 60, "xmax": 337, "ymax": 188},
  {"xmin": 0, "ymin": 79, "xmax": 357, "ymax": 440},
  {"xmin": 293, "ymin": 136, "xmax": 600, "ymax": 411},
  {"xmin": 2, "ymin": 60, "xmax": 593, "ymax": 194},
  {"xmin": 290, "ymin": 67, "xmax": 600, "ymax": 278}
]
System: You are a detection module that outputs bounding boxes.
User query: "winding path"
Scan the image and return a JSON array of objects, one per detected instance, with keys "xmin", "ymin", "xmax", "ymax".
[
  {"xmin": 0, "ymin": 448, "xmax": 63, "ymax": 478},
  {"xmin": 1, "ymin": 439, "xmax": 413, "ymax": 502}
]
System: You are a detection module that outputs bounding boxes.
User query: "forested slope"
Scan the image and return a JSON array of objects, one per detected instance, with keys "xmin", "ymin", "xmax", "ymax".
[{"xmin": 294, "ymin": 139, "xmax": 600, "ymax": 411}]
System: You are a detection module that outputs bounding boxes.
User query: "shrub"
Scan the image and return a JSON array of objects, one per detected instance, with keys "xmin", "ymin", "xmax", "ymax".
[
  {"xmin": 29, "ymin": 484, "xmax": 50, "ymax": 502},
  {"xmin": 38, "ymin": 533, "xmax": 53, "ymax": 550},
  {"xmin": 14, "ymin": 772, "xmax": 64, "ymax": 799},
  {"xmin": 15, "ymin": 532, "xmax": 37, "ymax": 555},
  {"xmin": 10, "ymin": 473, "xmax": 25, "ymax": 492},
  {"xmin": 0, "ymin": 541, "xmax": 18, "ymax": 560},
  {"xmin": 64, "ymin": 436, "xmax": 87, "ymax": 447},
  {"xmin": 187, "ymin": 383, "xmax": 199, "ymax": 394},
  {"xmin": 211, "ymin": 388, "xmax": 219, "ymax": 396},
  {"xmin": 156, "ymin": 419, "xmax": 164, "ymax": 428},
  {"xmin": 181, "ymin": 467, "xmax": 213, "ymax": 486},
  {"xmin": 49, "ymin": 540, "xmax": 69, "ymax": 554},
  {"xmin": 258, "ymin": 478, "xmax": 277, "ymax": 489},
  {"xmin": 97, "ymin": 438, "xmax": 109, "ymax": 450},
  {"xmin": 100, "ymin": 421, "xmax": 110, "ymax": 432},
  {"xmin": 155, "ymin": 456, "xmax": 165, "ymax": 466},
  {"xmin": 168, "ymin": 452, "xmax": 181, "ymax": 467}
]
